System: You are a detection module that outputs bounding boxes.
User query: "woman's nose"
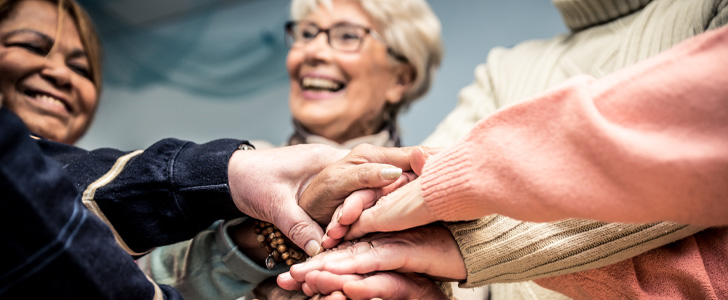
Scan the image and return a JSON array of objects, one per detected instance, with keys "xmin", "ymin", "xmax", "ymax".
[
  {"xmin": 303, "ymin": 33, "xmax": 334, "ymax": 62},
  {"xmin": 40, "ymin": 60, "xmax": 72, "ymax": 90}
]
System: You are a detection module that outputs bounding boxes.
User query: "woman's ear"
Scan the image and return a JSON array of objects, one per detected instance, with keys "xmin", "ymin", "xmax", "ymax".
[{"xmin": 385, "ymin": 63, "xmax": 414, "ymax": 104}]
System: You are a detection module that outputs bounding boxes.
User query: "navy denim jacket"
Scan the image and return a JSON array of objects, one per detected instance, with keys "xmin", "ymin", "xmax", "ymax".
[{"xmin": 0, "ymin": 108, "xmax": 246, "ymax": 299}]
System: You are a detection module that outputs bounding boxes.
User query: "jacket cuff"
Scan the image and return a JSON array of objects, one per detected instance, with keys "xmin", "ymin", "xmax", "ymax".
[
  {"xmin": 173, "ymin": 139, "xmax": 249, "ymax": 226},
  {"xmin": 216, "ymin": 218, "xmax": 288, "ymax": 284}
]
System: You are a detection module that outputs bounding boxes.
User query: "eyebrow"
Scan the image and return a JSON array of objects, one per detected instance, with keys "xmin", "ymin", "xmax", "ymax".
[{"xmin": 2, "ymin": 28, "xmax": 87, "ymax": 60}]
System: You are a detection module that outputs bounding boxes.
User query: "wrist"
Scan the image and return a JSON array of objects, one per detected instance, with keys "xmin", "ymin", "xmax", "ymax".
[
  {"xmin": 228, "ymin": 219, "xmax": 269, "ymax": 264},
  {"xmin": 227, "ymin": 141, "xmax": 256, "ymax": 212}
]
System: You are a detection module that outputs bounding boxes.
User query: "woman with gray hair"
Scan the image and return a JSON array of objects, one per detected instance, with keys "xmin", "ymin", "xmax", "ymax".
[
  {"xmin": 139, "ymin": 0, "xmax": 445, "ymax": 299},
  {"xmin": 280, "ymin": 0, "xmax": 443, "ymax": 148}
]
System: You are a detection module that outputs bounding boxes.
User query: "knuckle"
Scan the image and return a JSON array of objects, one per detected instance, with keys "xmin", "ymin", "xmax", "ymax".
[{"xmin": 357, "ymin": 167, "xmax": 374, "ymax": 186}]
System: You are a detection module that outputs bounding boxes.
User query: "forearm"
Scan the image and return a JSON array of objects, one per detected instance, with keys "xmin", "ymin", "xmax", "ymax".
[
  {"xmin": 37, "ymin": 135, "xmax": 248, "ymax": 254},
  {"xmin": 447, "ymin": 216, "xmax": 703, "ymax": 287},
  {"xmin": 422, "ymin": 26, "xmax": 728, "ymax": 226},
  {"xmin": 0, "ymin": 108, "xmax": 182, "ymax": 299}
]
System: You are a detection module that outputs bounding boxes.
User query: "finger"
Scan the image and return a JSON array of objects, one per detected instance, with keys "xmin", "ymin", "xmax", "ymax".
[
  {"xmin": 338, "ymin": 189, "xmax": 376, "ymax": 226},
  {"xmin": 411, "ymin": 147, "xmax": 446, "ymax": 175},
  {"xmin": 308, "ymin": 271, "xmax": 365, "ymax": 295},
  {"xmin": 289, "ymin": 241, "xmax": 369, "ymax": 281},
  {"xmin": 410, "ymin": 147, "xmax": 429, "ymax": 175},
  {"xmin": 300, "ymin": 163, "xmax": 403, "ymax": 224},
  {"xmin": 321, "ymin": 234, "xmax": 342, "ymax": 249},
  {"xmin": 377, "ymin": 171, "xmax": 418, "ymax": 197},
  {"xmin": 348, "ymin": 144, "xmax": 418, "ymax": 170},
  {"xmin": 275, "ymin": 205, "xmax": 324, "ymax": 257},
  {"xmin": 302, "ymin": 281, "xmax": 315, "ymax": 297},
  {"xmin": 345, "ymin": 181, "xmax": 434, "ymax": 240},
  {"xmin": 303, "ymin": 270, "xmax": 323, "ymax": 295},
  {"xmin": 322, "ymin": 291, "xmax": 347, "ymax": 300},
  {"xmin": 325, "ymin": 223, "xmax": 349, "ymax": 243},
  {"xmin": 343, "ymin": 272, "xmax": 449, "ymax": 300},
  {"xmin": 277, "ymin": 272, "xmax": 303, "ymax": 291}
]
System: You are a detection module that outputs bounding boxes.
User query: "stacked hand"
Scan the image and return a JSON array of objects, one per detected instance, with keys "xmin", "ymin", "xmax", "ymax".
[
  {"xmin": 322, "ymin": 147, "xmax": 444, "ymax": 248},
  {"xmin": 278, "ymin": 225, "xmax": 466, "ymax": 299},
  {"xmin": 227, "ymin": 143, "xmax": 420, "ymax": 256}
]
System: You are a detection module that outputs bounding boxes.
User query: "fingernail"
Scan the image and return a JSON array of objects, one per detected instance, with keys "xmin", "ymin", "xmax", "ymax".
[
  {"xmin": 336, "ymin": 209, "xmax": 343, "ymax": 223},
  {"xmin": 418, "ymin": 147, "xmax": 430, "ymax": 159},
  {"xmin": 305, "ymin": 240, "xmax": 322, "ymax": 257},
  {"xmin": 380, "ymin": 167, "xmax": 402, "ymax": 180},
  {"xmin": 332, "ymin": 291, "xmax": 343, "ymax": 296}
]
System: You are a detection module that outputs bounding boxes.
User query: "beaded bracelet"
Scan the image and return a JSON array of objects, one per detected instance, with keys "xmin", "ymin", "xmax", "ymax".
[{"xmin": 254, "ymin": 221, "xmax": 308, "ymax": 269}]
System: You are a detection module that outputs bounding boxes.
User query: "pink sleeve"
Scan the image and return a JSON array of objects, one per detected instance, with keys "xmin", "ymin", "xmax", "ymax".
[{"xmin": 420, "ymin": 26, "xmax": 728, "ymax": 226}]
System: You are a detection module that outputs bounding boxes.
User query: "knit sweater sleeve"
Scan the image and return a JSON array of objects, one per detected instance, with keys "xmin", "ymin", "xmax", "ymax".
[{"xmin": 421, "ymin": 26, "xmax": 728, "ymax": 226}]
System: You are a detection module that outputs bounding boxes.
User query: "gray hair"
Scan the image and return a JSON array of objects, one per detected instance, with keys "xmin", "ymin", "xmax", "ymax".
[{"xmin": 290, "ymin": 0, "xmax": 443, "ymax": 116}]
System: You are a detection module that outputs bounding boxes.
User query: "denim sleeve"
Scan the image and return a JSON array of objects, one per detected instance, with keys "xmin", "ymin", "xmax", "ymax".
[
  {"xmin": 0, "ymin": 108, "xmax": 182, "ymax": 299},
  {"xmin": 138, "ymin": 218, "xmax": 287, "ymax": 300},
  {"xmin": 36, "ymin": 131, "xmax": 248, "ymax": 255}
]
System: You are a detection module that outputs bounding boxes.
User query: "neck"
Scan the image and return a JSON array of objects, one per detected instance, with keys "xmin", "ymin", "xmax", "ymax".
[{"xmin": 289, "ymin": 119, "xmax": 400, "ymax": 149}]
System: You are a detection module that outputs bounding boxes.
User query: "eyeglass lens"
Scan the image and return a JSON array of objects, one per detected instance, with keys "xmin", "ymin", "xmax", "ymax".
[{"xmin": 287, "ymin": 22, "xmax": 368, "ymax": 52}]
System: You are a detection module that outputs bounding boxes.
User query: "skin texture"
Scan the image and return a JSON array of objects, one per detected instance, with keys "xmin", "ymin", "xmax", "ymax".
[
  {"xmin": 286, "ymin": 0, "xmax": 411, "ymax": 144},
  {"xmin": 323, "ymin": 147, "xmax": 440, "ymax": 246},
  {"xmin": 227, "ymin": 144, "xmax": 419, "ymax": 256},
  {"xmin": 0, "ymin": 0, "xmax": 97, "ymax": 144},
  {"xmin": 279, "ymin": 225, "xmax": 466, "ymax": 295}
]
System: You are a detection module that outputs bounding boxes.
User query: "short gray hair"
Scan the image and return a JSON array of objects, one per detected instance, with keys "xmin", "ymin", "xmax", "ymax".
[{"xmin": 290, "ymin": 0, "xmax": 443, "ymax": 116}]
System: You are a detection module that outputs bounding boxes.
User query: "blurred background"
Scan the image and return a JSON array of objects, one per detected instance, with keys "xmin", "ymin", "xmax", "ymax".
[{"xmin": 74, "ymin": 0, "xmax": 567, "ymax": 150}]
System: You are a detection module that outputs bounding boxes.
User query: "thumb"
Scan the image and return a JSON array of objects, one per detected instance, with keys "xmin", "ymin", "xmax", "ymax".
[
  {"xmin": 411, "ymin": 147, "xmax": 429, "ymax": 175},
  {"xmin": 274, "ymin": 205, "xmax": 325, "ymax": 257},
  {"xmin": 345, "ymin": 179, "xmax": 435, "ymax": 240},
  {"xmin": 411, "ymin": 146, "xmax": 446, "ymax": 175}
]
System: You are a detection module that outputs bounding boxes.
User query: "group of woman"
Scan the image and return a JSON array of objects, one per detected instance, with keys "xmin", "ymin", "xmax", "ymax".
[{"xmin": 1, "ymin": 0, "xmax": 726, "ymax": 299}]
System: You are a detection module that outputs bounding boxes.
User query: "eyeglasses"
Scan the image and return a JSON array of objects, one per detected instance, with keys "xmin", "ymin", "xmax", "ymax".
[{"xmin": 284, "ymin": 21, "xmax": 408, "ymax": 63}]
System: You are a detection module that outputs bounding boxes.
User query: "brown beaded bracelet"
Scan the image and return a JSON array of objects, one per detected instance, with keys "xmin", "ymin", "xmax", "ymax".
[{"xmin": 254, "ymin": 221, "xmax": 308, "ymax": 269}]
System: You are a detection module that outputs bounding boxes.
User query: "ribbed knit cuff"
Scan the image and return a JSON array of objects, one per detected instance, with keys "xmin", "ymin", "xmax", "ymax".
[{"xmin": 420, "ymin": 142, "xmax": 484, "ymax": 221}]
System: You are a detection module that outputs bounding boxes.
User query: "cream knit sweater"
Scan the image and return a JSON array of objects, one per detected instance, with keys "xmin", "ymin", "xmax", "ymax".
[{"xmin": 422, "ymin": 0, "xmax": 727, "ymax": 298}]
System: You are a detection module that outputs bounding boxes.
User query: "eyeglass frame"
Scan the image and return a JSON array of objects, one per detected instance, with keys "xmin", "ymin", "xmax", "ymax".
[{"xmin": 284, "ymin": 20, "xmax": 409, "ymax": 63}]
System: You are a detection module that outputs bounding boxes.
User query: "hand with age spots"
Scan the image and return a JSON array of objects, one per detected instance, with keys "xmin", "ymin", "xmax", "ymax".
[
  {"xmin": 304, "ymin": 272, "xmax": 450, "ymax": 300},
  {"xmin": 278, "ymin": 225, "xmax": 466, "ymax": 298},
  {"xmin": 228, "ymin": 143, "xmax": 421, "ymax": 257},
  {"xmin": 322, "ymin": 147, "xmax": 444, "ymax": 249}
]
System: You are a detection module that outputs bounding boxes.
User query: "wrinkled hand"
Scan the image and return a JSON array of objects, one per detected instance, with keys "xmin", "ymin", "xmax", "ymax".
[
  {"xmin": 228, "ymin": 144, "xmax": 420, "ymax": 256},
  {"xmin": 228, "ymin": 144, "xmax": 348, "ymax": 256},
  {"xmin": 252, "ymin": 277, "xmax": 309, "ymax": 300},
  {"xmin": 299, "ymin": 144, "xmax": 422, "ymax": 226},
  {"xmin": 324, "ymin": 147, "xmax": 444, "ymax": 246},
  {"xmin": 297, "ymin": 271, "xmax": 450, "ymax": 300},
  {"xmin": 278, "ymin": 225, "xmax": 466, "ymax": 293}
]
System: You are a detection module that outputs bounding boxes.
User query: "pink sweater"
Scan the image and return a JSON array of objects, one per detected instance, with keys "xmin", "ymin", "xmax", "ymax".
[{"xmin": 420, "ymin": 26, "xmax": 728, "ymax": 227}]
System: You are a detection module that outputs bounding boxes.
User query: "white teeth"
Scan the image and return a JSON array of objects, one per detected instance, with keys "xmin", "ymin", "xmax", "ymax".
[
  {"xmin": 36, "ymin": 94, "xmax": 64, "ymax": 108},
  {"xmin": 302, "ymin": 77, "xmax": 343, "ymax": 91}
]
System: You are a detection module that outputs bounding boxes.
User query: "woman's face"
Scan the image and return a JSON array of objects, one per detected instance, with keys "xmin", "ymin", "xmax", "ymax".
[
  {"xmin": 0, "ymin": 0, "xmax": 97, "ymax": 144},
  {"xmin": 287, "ymin": 0, "xmax": 408, "ymax": 143}
]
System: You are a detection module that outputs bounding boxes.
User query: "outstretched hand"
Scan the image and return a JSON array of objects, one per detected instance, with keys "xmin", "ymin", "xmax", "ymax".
[
  {"xmin": 299, "ymin": 271, "xmax": 450, "ymax": 300},
  {"xmin": 228, "ymin": 144, "xmax": 347, "ymax": 256},
  {"xmin": 323, "ymin": 147, "xmax": 445, "ymax": 246},
  {"xmin": 298, "ymin": 144, "xmax": 420, "ymax": 225},
  {"xmin": 278, "ymin": 225, "xmax": 466, "ymax": 294},
  {"xmin": 228, "ymin": 143, "xmax": 423, "ymax": 257}
]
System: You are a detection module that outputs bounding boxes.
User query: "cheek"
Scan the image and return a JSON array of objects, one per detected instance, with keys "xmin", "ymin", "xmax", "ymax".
[
  {"xmin": 77, "ymin": 80, "xmax": 98, "ymax": 118},
  {"xmin": 286, "ymin": 51, "xmax": 303, "ymax": 77}
]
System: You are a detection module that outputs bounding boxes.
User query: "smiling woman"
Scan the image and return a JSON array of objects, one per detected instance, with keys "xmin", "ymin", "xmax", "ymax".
[
  {"xmin": 0, "ymin": 0, "xmax": 101, "ymax": 144},
  {"xmin": 285, "ymin": 0, "xmax": 443, "ymax": 147}
]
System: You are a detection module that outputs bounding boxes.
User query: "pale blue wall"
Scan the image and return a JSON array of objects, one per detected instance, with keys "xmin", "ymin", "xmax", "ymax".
[{"xmin": 76, "ymin": 0, "xmax": 567, "ymax": 150}]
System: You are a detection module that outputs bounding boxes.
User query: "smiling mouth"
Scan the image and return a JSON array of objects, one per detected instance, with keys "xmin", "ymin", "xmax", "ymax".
[
  {"xmin": 24, "ymin": 90, "xmax": 72, "ymax": 113},
  {"xmin": 301, "ymin": 77, "xmax": 345, "ymax": 92}
]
